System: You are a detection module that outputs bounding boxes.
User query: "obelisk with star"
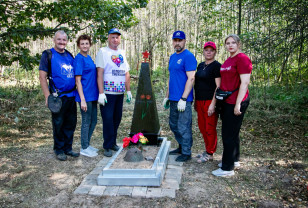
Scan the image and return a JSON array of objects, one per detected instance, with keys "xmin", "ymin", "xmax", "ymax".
[{"xmin": 129, "ymin": 51, "xmax": 161, "ymax": 145}]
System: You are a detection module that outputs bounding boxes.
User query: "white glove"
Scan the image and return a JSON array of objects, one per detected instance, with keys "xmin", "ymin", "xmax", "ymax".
[
  {"xmin": 98, "ymin": 93, "xmax": 107, "ymax": 106},
  {"xmin": 162, "ymin": 98, "xmax": 170, "ymax": 109},
  {"xmin": 177, "ymin": 99, "xmax": 186, "ymax": 112},
  {"xmin": 126, "ymin": 91, "xmax": 132, "ymax": 103}
]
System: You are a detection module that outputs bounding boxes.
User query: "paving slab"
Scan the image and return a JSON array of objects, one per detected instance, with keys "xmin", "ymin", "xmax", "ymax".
[
  {"xmin": 161, "ymin": 178, "xmax": 179, "ymax": 189},
  {"xmin": 103, "ymin": 186, "xmax": 120, "ymax": 196},
  {"xmin": 117, "ymin": 186, "xmax": 133, "ymax": 196},
  {"xmin": 161, "ymin": 188, "xmax": 176, "ymax": 198},
  {"xmin": 146, "ymin": 188, "xmax": 162, "ymax": 198},
  {"xmin": 164, "ymin": 172, "xmax": 182, "ymax": 184},
  {"xmin": 166, "ymin": 167, "xmax": 183, "ymax": 176},
  {"xmin": 96, "ymin": 157, "xmax": 110, "ymax": 167},
  {"xmin": 90, "ymin": 167, "xmax": 103, "ymax": 175},
  {"xmin": 167, "ymin": 164, "xmax": 184, "ymax": 170},
  {"xmin": 168, "ymin": 155, "xmax": 184, "ymax": 166},
  {"xmin": 132, "ymin": 187, "xmax": 147, "ymax": 198},
  {"xmin": 81, "ymin": 179, "xmax": 97, "ymax": 186},
  {"xmin": 74, "ymin": 185, "xmax": 92, "ymax": 195},
  {"xmin": 84, "ymin": 174, "xmax": 98, "ymax": 180},
  {"xmin": 89, "ymin": 186, "xmax": 107, "ymax": 196}
]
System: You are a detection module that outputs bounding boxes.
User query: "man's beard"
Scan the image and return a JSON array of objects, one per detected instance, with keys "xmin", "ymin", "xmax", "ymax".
[{"xmin": 174, "ymin": 45, "xmax": 184, "ymax": 52}]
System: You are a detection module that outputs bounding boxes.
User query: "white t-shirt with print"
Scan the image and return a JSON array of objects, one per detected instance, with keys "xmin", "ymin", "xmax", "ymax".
[{"xmin": 95, "ymin": 47, "xmax": 130, "ymax": 94}]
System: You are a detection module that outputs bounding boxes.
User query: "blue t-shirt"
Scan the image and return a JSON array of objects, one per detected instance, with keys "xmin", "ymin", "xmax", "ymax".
[
  {"xmin": 73, "ymin": 53, "xmax": 99, "ymax": 102},
  {"xmin": 39, "ymin": 48, "xmax": 75, "ymax": 98},
  {"xmin": 168, "ymin": 49, "xmax": 197, "ymax": 102}
]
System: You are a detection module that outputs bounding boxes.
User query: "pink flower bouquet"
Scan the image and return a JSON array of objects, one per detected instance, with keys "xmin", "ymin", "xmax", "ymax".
[{"xmin": 122, "ymin": 132, "xmax": 149, "ymax": 148}]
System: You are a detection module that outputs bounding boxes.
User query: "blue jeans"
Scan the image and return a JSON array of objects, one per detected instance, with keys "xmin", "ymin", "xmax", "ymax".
[
  {"xmin": 99, "ymin": 94, "xmax": 123, "ymax": 149},
  {"xmin": 169, "ymin": 101, "xmax": 193, "ymax": 155},
  {"xmin": 51, "ymin": 96, "xmax": 77, "ymax": 155},
  {"xmin": 79, "ymin": 101, "xmax": 97, "ymax": 149}
]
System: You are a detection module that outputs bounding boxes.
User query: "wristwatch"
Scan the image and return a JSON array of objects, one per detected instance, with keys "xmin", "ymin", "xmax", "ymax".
[{"xmin": 181, "ymin": 97, "xmax": 187, "ymax": 101}]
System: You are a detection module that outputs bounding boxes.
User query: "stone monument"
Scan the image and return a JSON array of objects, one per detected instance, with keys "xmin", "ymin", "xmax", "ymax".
[{"xmin": 129, "ymin": 51, "xmax": 161, "ymax": 145}]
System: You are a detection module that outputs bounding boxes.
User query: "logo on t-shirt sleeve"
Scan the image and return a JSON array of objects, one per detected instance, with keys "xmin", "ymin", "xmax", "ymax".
[
  {"xmin": 61, "ymin": 64, "xmax": 74, "ymax": 78},
  {"xmin": 111, "ymin": 54, "xmax": 124, "ymax": 67}
]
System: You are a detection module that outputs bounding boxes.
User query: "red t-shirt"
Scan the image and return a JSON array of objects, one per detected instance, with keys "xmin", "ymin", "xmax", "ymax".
[{"xmin": 220, "ymin": 53, "xmax": 252, "ymax": 104}]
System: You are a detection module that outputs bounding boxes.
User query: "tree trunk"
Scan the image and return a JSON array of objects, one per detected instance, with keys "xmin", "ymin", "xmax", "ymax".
[
  {"xmin": 174, "ymin": 0, "xmax": 177, "ymax": 30},
  {"xmin": 238, "ymin": 0, "xmax": 242, "ymax": 35}
]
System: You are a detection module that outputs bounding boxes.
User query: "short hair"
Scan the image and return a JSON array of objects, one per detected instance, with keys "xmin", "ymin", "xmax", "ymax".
[
  {"xmin": 225, "ymin": 34, "xmax": 241, "ymax": 45},
  {"xmin": 76, "ymin": 35, "xmax": 92, "ymax": 46},
  {"xmin": 54, "ymin": 30, "xmax": 68, "ymax": 40}
]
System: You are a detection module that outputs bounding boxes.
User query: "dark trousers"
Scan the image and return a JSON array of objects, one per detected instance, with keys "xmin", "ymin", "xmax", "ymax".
[
  {"xmin": 52, "ymin": 96, "xmax": 77, "ymax": 155},
  {"xmin": 221, "ymin": 97, "xmax": 249, "ymax": 171},
  {"xmin": 99, "ymin": 94, "xmax": 123, "ymax": 149}
]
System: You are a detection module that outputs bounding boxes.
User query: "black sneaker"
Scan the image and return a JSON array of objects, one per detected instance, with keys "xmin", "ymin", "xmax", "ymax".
[
  {"xmin": 111, "ymin": 144, "xmax": 120, "ymax": 151},
  {"xmin": 175, "ymin": 154, "xmax": 191, "ymax": 162},
  {"xmin": 65, "ymin": 151, "xmax": 80, "ymax": 157},
  {"xmin": 169, "ymin": 147, "xmax": 182, "ymax": 155},
  {"xmin": 104, "ymin": 149, "xmax": 112, "ymax": 157},
  {"xmin": 56, "ymin": 153, "xmax": 67, "ymax": 161}
]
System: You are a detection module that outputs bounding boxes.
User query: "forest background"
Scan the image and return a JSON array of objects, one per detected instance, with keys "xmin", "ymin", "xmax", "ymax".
[{"xmin": 0, "ymin": 0, "xmax": 307, "ymax": 207}]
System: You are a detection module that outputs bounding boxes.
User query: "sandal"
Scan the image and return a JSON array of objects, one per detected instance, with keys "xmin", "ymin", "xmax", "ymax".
[
  {"xmin": 195, "ymin": 151, "xmax": 206, "ymax": 159},
  {"xmin": 197, "ymin": 154, "xmax": 214, "ymax": 163}
]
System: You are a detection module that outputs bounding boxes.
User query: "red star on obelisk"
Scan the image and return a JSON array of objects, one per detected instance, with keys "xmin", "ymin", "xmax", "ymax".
[{"xmin": 142, "ymin": 50, "xmax": 150, "ymax": 63}]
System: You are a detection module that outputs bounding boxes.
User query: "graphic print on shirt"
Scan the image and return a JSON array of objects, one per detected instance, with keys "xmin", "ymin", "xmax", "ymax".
[
  {"xmin": 61, "ymin": 64, "xmax": 74, "ymax": 78},
  {"xmin": 177, "ymin": 59, "xmax": 182, "ymax": 64},
  {"xmin": 103, "ymin": 53, "xmax": 126, "ymax": 93},
  {"xmin": 220, "ymin": 66, "xmax": 231, "ymax": 71},
  {"xmin": 111, "ymin": 54, "xmax": 124, "ymax": 67},
  {"xmin": 104, "ymin": 81, "xmax": 125, "ymax": 92},
  {"xmin": 112, "ymin": 70, "xmax": 125, "ymax": 76}
]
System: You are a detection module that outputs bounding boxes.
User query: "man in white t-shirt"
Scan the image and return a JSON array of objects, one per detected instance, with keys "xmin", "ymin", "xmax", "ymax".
[{"xmin": 96, "ymin": 28, "xmax": 132, "ymax": 157}]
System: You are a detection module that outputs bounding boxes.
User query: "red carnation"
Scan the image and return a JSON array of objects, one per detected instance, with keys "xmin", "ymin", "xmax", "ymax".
[{"xmin": 123, "ymin": 137, "xmax": 131, "ymax": 148}]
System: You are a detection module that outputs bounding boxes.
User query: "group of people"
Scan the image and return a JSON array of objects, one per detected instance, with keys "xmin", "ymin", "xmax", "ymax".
[
  {"xmin": 39, "ymin": 28, "xmax": 252, "ymax": 178},
  {"xmin": 164, "ymin": 31, "xmax": 252, "ymax": 177},
  {"xmin": 39, "ymin": 28, "xmax": 132, "ymax": 160}
]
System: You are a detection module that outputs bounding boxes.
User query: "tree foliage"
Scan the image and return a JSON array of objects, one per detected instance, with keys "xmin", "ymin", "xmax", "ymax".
[
  {"xmin": 0, "ymin": 0, "xmax": 148, "ymax": 70},
  {"xmin": 124, "ymin": 0, "xmax": 307, "ymax": 85}
]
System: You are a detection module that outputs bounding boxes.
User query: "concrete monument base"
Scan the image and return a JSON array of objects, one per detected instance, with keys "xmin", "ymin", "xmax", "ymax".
[{"xmin": 97, "ymin": 137, "xmax": 170, "ymax": 186}]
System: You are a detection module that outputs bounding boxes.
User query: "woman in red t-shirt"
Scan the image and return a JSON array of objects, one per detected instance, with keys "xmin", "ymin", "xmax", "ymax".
[{"xmin": 212, "ymin": 34, "xmax": 252, "ymax": 177}]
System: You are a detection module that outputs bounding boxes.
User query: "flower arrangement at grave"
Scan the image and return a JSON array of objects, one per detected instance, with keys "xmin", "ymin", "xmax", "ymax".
[
  {"xmin": 122, "ymin": 132, "xmax": 149, "ymax": 149},
  {"xmin": 122, "ymin": 133, "xmax": 149, "ymax": 162}
]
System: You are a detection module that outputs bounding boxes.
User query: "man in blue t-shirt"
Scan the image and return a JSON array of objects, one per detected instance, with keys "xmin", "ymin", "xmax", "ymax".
[
  {"xmin": 39, "ymin": 30, "xmax": 79, "ymax": 161},
  {"xmin": 163, "ymin": 30, "xmax": 197, "ymax": 162}
]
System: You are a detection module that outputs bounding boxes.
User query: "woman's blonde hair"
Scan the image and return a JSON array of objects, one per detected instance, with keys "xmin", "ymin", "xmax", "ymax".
[{"xmin": 224, "ymin": 34, "xmax": 241, "ymax": 47}]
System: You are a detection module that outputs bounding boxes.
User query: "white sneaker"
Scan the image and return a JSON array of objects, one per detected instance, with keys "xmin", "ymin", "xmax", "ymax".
[
  {"xmin": 212, "ymin": 168, "xmax": 235, "ymax": 177},
  {"xmin": 80, "ymin": 147, "xmax": 98, "ymax": 157},
  {"xmin": 218, "ymin": 161, "xmax": 240, "ymax": 168},
  {"xmin": 88, "ymin": 145, "xmax": 99, "ymax": 152}
]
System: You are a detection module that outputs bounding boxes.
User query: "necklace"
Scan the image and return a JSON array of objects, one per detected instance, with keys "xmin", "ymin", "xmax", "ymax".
[{"xmin": 203, "ymin": 60, "xmax": 215, "ymax": 70}]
